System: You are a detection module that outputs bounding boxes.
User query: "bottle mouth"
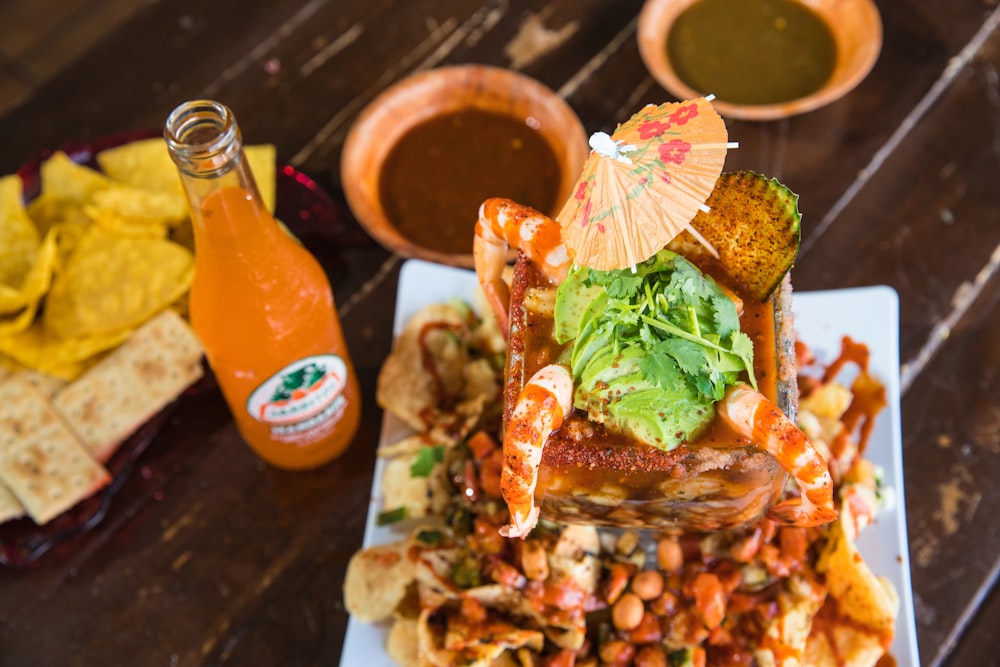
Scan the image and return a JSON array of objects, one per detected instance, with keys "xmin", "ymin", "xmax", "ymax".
[{"xmin": 164, "ymin": 99, "xmax": 242, "ymax": 176}]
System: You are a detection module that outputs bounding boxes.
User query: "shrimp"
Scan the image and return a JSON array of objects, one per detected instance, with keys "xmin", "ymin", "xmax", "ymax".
[
  {"xmin": 718, "ymin": 385, "xmax": 837, "ymax": 527},
  {"xmin": 499, "ymin": 364, "xmax": 574, "ymax": 539},
  {"xmin": 473, "ymin": 198, "xmax": 570, "ymax": 335}
]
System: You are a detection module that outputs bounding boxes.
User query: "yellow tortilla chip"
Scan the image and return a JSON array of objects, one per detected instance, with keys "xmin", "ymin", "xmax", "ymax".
[
  {"xmin": 817, "ymin": 521, "xmax": 899, "ymax": 636},
  {"xmin": 27, "ymin": 195, "xmax": 93, "ymax": 254},
  {"xmin": 386, "ymin": 619, "xmax": 421, "ymax": 667},
  {"xmin": 0, "ymin": 175, "xmax": 41, "ymax": 289},
  {"xmin": 40, "ymin": 151, "xmax": 112, "ymax": 204},
  {"xmin": 43, "ymin": 227, "xmax": 193, "ymax": 338},
  {"xmin": 0, "ymin": 229, "xmax": 58, "ymax": 333},
  {"xmin": 803, "ymin": 613, "xmax": 887, "ymax": 667},
  {"xmin": 245, "ymin": 144, "xmax": 276, "ymax": 213},
  {"xmin": 86, "ymin": 184, "xmax": 188, "ymax": 227},
  {"xmin": 0, "ymin": 320, "xmax": 126, "ymax": 381},
  {"xmin": 97, "ymin": 138, "xmax": 277, "ymax": 212},
  {"xmin": 88, "ymin": 208, "xmax": 169, "ymax": 239},
  {"xmin": 380, "ymin": 445, "xmax": 451, "ymax": 520},
  {"xmin": 377, "ymin": 303, "xmax": 471, "ymax": 431},
  {"xmin": 96, "ymin": 138, "xmax": 183, "ymax": 196},
  {"xmin": 343, "ymin": 540, "xmax": 416, "ymax": 622}
]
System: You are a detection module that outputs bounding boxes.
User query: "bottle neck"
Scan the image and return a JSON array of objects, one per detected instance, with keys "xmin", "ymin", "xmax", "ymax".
[{"xmin": 164, "ymin": 99, "xmax": 269, "ymax": 230}]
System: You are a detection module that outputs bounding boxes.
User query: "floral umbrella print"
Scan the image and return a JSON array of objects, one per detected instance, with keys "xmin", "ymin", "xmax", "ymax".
[{"xmin": 557, "ymin": 97, "xmax": 734, "ymax": 271}]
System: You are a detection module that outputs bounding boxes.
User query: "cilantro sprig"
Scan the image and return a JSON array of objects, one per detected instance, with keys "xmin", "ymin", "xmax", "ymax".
[{"xmin": 555, "ymin": 249, "xmax": 756, "ymax": 450}]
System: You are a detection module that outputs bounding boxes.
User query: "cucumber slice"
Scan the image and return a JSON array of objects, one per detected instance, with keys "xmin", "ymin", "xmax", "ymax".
[{"xmin": 689, "ymin": 171, "xmax": 801, "ymax": 302}]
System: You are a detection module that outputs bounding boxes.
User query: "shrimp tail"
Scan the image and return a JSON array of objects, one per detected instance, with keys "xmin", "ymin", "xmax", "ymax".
[
  {"xmin": 719, "ymin": 384, "xmax": 837, "ymax": 527},
  {"xmin": 474, "ymin": 198, "xmax": 570, "ymax": 338},
  {"xmin": 499, "ymin": 364, "xmax": 574, "ymax": 539}
]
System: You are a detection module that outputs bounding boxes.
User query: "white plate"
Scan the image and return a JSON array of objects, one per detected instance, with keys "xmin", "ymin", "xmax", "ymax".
[{"xmin": 340, "ymin": 259, "xmax": 920, "ymax": 667}]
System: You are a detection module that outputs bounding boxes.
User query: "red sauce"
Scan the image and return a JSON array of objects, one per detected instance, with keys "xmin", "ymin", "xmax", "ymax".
[{"xmin": 379, "ymin": 108, "xmax": 561, "ymax": 255}]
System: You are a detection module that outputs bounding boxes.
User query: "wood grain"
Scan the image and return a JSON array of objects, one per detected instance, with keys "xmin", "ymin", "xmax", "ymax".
[{"xmin": 1, "ymin": 1, "xmax": 998, "ymax": 665}]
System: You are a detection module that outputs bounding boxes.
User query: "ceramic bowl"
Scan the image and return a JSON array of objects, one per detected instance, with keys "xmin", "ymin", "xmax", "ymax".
[
  {"xmin": 340, "ymin": 65, "xmax": 589, "ymax": 267},
  {"xmin": 637, "ymin": 0, "xmax": 882, "ymax": 120}
]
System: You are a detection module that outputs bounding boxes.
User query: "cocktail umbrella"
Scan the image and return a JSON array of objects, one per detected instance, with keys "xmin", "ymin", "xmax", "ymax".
[{"xmin": 557, "ymin": 97, "xmax": 733, "ymax": 271}]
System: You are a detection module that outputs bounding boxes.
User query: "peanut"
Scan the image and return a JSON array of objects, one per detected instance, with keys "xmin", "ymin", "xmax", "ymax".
[
  {"xmin": 656, "ymin": 536, "xmax": 683, "ymax": 572},
  {"xmin": 630, "ymin": 570, "xmax": 664, "ymax": 601},
  {"xmin": 611, "ymin": 592, "xmax": 644, "ymax": 631}
]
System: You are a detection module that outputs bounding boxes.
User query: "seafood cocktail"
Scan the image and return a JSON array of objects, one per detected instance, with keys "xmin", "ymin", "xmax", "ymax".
[{"xmin": 473, "ymin": 173, "xmax": 836, "ymax": 537}]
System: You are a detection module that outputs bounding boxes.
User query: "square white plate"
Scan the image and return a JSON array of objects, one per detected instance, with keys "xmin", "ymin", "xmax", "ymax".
[{"xmin": 340, "ymin": 259, "xmax": 920, "ymax": 667}]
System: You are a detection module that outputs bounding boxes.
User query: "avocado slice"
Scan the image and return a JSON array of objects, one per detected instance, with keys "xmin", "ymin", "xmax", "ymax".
[
  {"xmin": 574, "ymin": 346, "xmax": 714, "ymax": 450},
  {"xmin": 553, "ymin": 268, "xmax": 604, "ymax": 344},
  {"xmin": 686, "ymin": 171, "xmax": 801, "ymax": 302}
]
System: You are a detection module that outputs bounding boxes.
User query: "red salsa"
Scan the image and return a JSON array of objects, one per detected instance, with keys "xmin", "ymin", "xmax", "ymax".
[{"xmin": 379, "ymin": 108, "xmax": 562, "ymax": 256}]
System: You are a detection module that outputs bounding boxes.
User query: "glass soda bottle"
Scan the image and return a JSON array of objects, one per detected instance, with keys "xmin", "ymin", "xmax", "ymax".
[{"xmin": 164, "ymin": 99, "xmax": 360, "ymax": 470}]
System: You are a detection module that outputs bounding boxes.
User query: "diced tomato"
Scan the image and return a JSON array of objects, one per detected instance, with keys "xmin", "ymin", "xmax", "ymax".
[
  {"xmin": 543, "ymin": 648, "xmax": 576, "ymax": 667},
  {"xmin": 479, "ymin": 449, "xmax": 503, "ymax": 499},
  {"xmin": 466, "ymin": 430, "xmax": 498, "ymax": 460},
  {"xmin": 779, "ymin": 527, "xmax": 809, "ymax": 567},
  {"xmin": 758, "ymin": 544, "xmax": 790, "ymax": 578},
  {"xmin": 602, "ymin": 563, "xmax": 635, "ymax": 604},
  {"xmin": 627, "ymin": 611, "xmax": 663, "ymax": 644},
  {"xmin": 691, "ymin": 572, "xmax": 727, "ymax": 630},
  {"xmin": 713, "ymin": 561, "xmax": 742, "ymax": 595}
]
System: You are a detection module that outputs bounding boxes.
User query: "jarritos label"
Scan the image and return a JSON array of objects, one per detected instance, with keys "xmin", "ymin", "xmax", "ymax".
[{"xmin": 247, "ymin": 355, "xmax": 348, "ymax": 441}]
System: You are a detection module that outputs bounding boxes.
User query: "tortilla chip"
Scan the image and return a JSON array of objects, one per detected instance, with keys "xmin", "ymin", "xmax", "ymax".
[
  {"xmin": 418, "ymin": 607, "xmax": 543, "ymax": 667},
  {"xmin": 0, "ymin": 229, "xmax": 59, "ymax": 334},
  {"xmin": 87, "ymin": 184, "xmax": 187, "ymax": 226},
  {"xmin": 800, "ymin": 382, "xmax": 853, "ymax": 421},
  {"xmin": 52, "ymin": 309, "xmax": 203, "ymax": 462},
  {"xmin": 0, "ymin": 175, "xmax": 41, "ymax": 290},
  {"xmin": 97, "ymin": 138, "xmax": 277, "ymax": 212},
  {"xmin": 343, "ymin": 540, "xmax": 416, "ymax": 622},
  {"xmin": 27, "ymin": 195, "xmax": 92, "ymax": 248},
  {"xmin": 44, "ymin": 227, "xmax": 193, "ymax": 338},
  {"xmin": 817, "ymin": 521, "xmax": 899, "ymax": 636},
  {"xmin": 381, "ymin": 446, "xmax": 451, "ymax": 520},
  {"xmin": 386, "ymin": 618, "xmax": 422, "ymax": 667},
  {"xmin": 245, "ymin": 144, "xmax": 277, "ymax": 213},
  {"xmin": 0, "ymin": 320, "xmax": 127, "ymax": 381},
  {"xmin": 802, "ymin": 609, "xmax": 887, "ymax": 667},
  {"xmin": 377, "ymin": 303, "xmax": 471, "ymax": 431},
  {"xmin": 40, "ymin": 151, "xmax": 111, "ymax": 204}
]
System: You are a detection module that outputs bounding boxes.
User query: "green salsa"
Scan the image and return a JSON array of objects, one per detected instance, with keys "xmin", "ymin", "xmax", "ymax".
[{"xmin": 667, "ymin": 0, "xmax": 837, "ymax": 106}]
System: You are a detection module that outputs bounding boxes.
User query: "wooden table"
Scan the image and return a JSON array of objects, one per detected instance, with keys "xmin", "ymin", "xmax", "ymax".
[{"xmin": 1, "ymin": 1, "xmax": 997, "ymax": 665}]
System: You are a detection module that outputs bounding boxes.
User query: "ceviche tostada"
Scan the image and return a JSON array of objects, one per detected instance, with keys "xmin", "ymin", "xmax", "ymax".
[{"xmin": 345, "ymin": 287, "xmax": 899, "ymax": 667}]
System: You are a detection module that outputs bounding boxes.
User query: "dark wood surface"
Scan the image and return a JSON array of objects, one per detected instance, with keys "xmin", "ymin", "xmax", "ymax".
[{"xmin": 1, "ymin": 1, "xmax": 998, "ymax": 665}]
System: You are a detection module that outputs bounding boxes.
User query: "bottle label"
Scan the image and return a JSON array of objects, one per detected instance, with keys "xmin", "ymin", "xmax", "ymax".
[{"xmin": 246, "ymin": 354, "xmax": 348, "ymax": 439}]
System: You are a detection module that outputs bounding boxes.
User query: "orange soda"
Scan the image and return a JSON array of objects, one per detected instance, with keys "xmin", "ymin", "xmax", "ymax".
[{"xmin": 165, "ymin": 100, "xmax": 360, "ymax": 469}]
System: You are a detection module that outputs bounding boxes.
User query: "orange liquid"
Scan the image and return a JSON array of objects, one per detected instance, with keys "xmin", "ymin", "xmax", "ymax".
[{"xmin": 189, "ymin": 186, "xmax": 360, "ymax": 469}]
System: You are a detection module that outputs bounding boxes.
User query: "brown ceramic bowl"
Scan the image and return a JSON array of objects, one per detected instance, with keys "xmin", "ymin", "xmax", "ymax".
[
  {"xmin": 637, "ymin": 0, "xmax": 882, "ymax": 120},
  {"xmin": 340, "ymin": 65, "xmax": 589, "ymax": 268}
]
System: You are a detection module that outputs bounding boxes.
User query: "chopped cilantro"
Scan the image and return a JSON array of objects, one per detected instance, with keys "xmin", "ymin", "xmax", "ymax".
[
  {"xmin": 415, "ymin": 529, "xmax": 443, "ymax": 545},
  {"xmin": 410, "ymin": 445, "xmax": 445, "ymax": 477},
  {"xmin": 376, "ymin": 507, "xmax": 407, "ymax": 525}
]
